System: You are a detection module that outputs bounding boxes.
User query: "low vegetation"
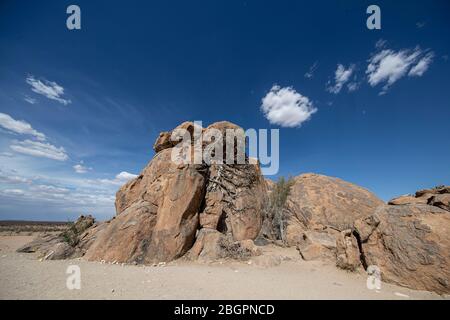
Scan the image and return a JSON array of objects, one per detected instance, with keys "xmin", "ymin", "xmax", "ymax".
[
  {"xmin": 0, "ymin": 221, "xmax": 71, "ymax": 235},
  {"xmin": 263, "ymin": 176, "xmax": 295, "ymax": 243}
]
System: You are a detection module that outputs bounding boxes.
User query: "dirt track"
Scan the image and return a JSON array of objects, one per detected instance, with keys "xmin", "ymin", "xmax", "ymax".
[{"xmin": 0, "ymin": 235, "xmax": 447, "ymax": 300}]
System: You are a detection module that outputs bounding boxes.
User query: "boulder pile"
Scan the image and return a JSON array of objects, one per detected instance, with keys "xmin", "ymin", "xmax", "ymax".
[
  {"xmin": 20, "ymin": 121, "xmax": 267, "ymax": 264},
  {"xmin": 261, "ymin": 176, "xmax": 449, "ymax": 294},
  {"xmin": 17, "ymin": 121, "xmax": 450, "ymax": 294}
]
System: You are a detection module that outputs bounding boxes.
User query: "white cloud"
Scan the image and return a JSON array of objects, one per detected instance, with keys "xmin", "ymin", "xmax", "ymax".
[
  {"xmin": 0, "ymin": 113, "xmax": 69, "ymax": 162},
  {"xmin": 416, "ymin": 21, "xmax": 426, "ymax": 29},
  {"xmin": 0, "ymin": 170, "xmax": 31, "ymax": 184},
  {"xmin": 24, "ymin": 96, "xmax": 37, "ymax": 104},
  {"xmin": 97, "ymin": 171, "xmax": 138, "ymax": 185},
  {"xmin": 375, "ymin": 39, "xmax": 387, "ymax": 49},
  {"xmin": 261, "ymin": 85, "xmax": 317, "ymax": 128},
  {"xmin": 409, "ymin": 52, "xmax": 434, "ymax": 77},
  {"xmin": 304, "ymin": 61, "xmax": 318, "ymax": 79},
  {"xmin": 116, "ymin": 171, "xmax": 138, "ymax": 181},
  {"xmin": 347, "ymin": 82, "xmax": 360, "ymax": 92},
  {"xmin": 30, "ymin": 184, "xmax": 70, "ymax": 194},
  {"xmin": 26, "ymin": 75, "xmax": 71, "ymax": 105},
  {"xmin": 327, "ymin": 64, "xmax": 355, "ymax": 94},
  {"xmin": 0, "ymin": 168, "xmax": 117, "ymax": 219},
  {"xmin": 0, "ymin": 152, "xmax": 15, "ymax": 158},
  {"xmin": 1, "ymin": 189, "xmax": 25, "ymax": 196},
  {"xmin": 0, "ymin": 112, "xmax": 46, "ymax": 141},
  {"xmin": 366, "ymin": 47, "xmax": 434, "ymax": 94},
  {"xmin": 73, "ymin": 163, "xmax": 92, "ymax": 174},
  {"xmin": 10, "ymin": 140, "xmax": 69, "ymax": 161}
]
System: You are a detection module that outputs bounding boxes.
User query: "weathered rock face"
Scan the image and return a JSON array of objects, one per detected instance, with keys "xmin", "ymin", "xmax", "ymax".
[
  {"xmin": 388, "ymin": 185, "xmax": 450, "ymax": 212},
  {"xmin": 335, "ymin": 229, "xmax": 361, "ymax": 271},
  {"xmin": 152, "ymin": 121, "xmax": 200, "ymax": 153},
  {"xmin": 296, "ymin": 230, "xmax": 337, "ymax": 262},
  {"xmin": 20, "ymin": 121, "xmax": 266, "ymax": 264},
  {"xmin": 83, "ymin": 200, "xmax": 159, "ymax": 263},
  {"xmin": 86, "ymin": 120, "xmax": 267, "ymax": 263},
  {"xmin": 115, "ymin": 148, "xmax": 176, "ymax": 215},
  {"xmin": 186, "ymin": 229, "xmax": 261, "ymax": 262},
  {"xmin": 283, "ymin": 174, "xmax": 383, "ymax": 248},
  {"xmin": 203, "ymin": 164, "xmax": 266, "ymax": 241},
  {"xmin": 354, "ymin": 204, "xmax": 450, "ymax": 294},
  {"xmin": 17, "ymin": 215, "xmax": 95, "ymax": 260},
  {"xmin": 144, "ymin": 164, "xmax": 206, "ymax": 262}
]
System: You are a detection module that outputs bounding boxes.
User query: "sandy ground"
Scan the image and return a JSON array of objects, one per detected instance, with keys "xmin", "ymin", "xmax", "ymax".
[{"xmin": 0, "ymin": 235, "xmax": 448, "ymax": 300}]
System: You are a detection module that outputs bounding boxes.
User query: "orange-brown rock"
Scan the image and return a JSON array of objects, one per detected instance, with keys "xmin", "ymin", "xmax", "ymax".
[
  {"xmin": 388, "ymin": 195, "xmax": 427, "ymax": 205},
  {"xmin": 335, "ymin": 229, "xmax": 361, "ymax": 271},
  {"xmin": 144, "ymin": 165, "xmax": 206, "ymax": 262},
  {"xmin": 388, "ymin": 185, "xmax": 450, "ymax": 212},
  {"xmin": 284, "ymin": 173, "xmax": 383, "ymax": 246},
  {"xmin": 186, "ymin": 229, "xmax": 261, "ymax": 262},
  {"xmin": 201, "ymin": 163, "xmax": 267, "ymax": 241},
  {"xmin": 83, "ymin": 200, "xmax": 158, "ymax": 263},
  {"xmin": 428, "ymin": 193, "xmax": 450, "ymax": 212},
  {"xmin": 115, "ymin": 148, "xmax": 175, "ymax": 215},
  {"xmin": 152, "ymin": 121, "xmax": 201, "ymax": 153},
  {"xmin": 354, "ymin": 204, "xmax": 450, "ymax": 294},
  {"xmin": 86, "ymin": 120, "xmax": 266, "ymax": 263},
  {"xmin": 296, "ymin": 230, "xmax": 337, "ymax": 262}
]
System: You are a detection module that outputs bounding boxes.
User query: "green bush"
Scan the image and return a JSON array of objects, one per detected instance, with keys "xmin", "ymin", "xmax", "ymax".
[{"xmin": 266, "ymin": 176, "xmax": 295, "ymax": 243}]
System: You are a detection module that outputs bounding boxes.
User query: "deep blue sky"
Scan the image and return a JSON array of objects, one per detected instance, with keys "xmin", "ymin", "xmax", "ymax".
[{"xmin": 0, "ymin": 0, "xmax": 449, "ymax": 220}]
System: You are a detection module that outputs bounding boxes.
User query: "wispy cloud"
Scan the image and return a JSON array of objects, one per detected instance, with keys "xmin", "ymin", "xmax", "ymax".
[
  {"xmin": 347, "ymin": 81, "xmax": 360, "ymax": 92},
  {"xmin": 0, "ymin": 112, "xmax": 69, "ymax": 161},
  {"xmin": 73, "ymin": 161, "xmax": 92, "ymax": 174},
  {"xmin": 94, "ymin": 171, "xmax": 138, "ymax": 186},
  {"xmin": 375, "ymin": 39, "xmax": 387, "ymax": 49},
  {"xmin": 261, "ymin": 85, "xmax": 317, "ymax": 128},
  {"xmin": 366, "ymin": 46, "xmax": 434, "ymax": 94},
  {"xmin": 326, "ymin": 64, "xmax": 355, "ymax": 94},
  {"xmin": 408, "ymin": 52, "xmax": 434, "ymax": 77},
  {"xmin": 416, "ymin": 21, "xmax": 426, "ymax": 29},
  {"xmin": 1, "ymin": 189, "xmax": 25, "ymax": 196},
  {"xmin": 0, "ymin": 152, "xmax": 15, "ymax": 158},
  {"xmin": 0, "ymin": 169, "xmax": 32, "ymax": 184},
  {"xmin": 10, "ymin": 139, "xmax": 69, "ymax": 161},
  {"xmin": 304, "ymin": 61, "xmax": 318, "ymax": 79},
  {"xmin": 23, "ymin": 95, "xmax": 37, "ymax": 105},
  {"xmin": 0, "ymin": 112, "xmax": 46, "ymax": 141},
  {"xmin": 26, "ymin": 75, "xmax": 71, "ymax": 105},
  {"xmin": 0, "ymin": 168, "xmax": 123, "ymax": 219}
]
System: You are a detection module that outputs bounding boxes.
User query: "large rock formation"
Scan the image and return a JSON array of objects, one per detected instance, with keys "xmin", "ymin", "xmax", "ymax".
[
  {"xmin": 267, "ymin": 174, "xmax": 383, "ymax": 264},
  {"xmin": 284, "ymin": 174, "xmax": 383, "ymax": 238},
  {"xmin": 34, "ymin": 121, "xmax": 267, "ymax": 264},
  {"xmin": 258, "ymin": 173, "xmax": 383, "ymax": 270},
  {"xmin": 354, "ymin": 203, "xmax": 450, "ymax": 294},
  {"xmin": 16, "ymin": 120, "xmax": 450, "ymax": 294}
]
